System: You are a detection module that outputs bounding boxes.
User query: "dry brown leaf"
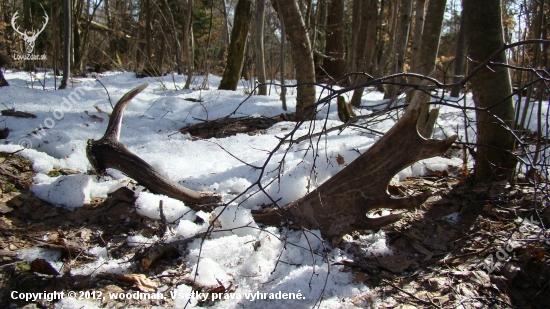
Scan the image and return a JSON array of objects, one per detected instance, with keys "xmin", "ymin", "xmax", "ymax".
[
  {"xmin": 209, "ymin": 212, "xmax": 222, "ymax": 228},
  {"xmin": 114, "ymin": 273, "xmax": 158, "ymax": 292},
  {"xmin": 84, "ymin": 111, "xmax": 104, "ymax": 122},
  {"xmin": 30, "ymin": 258, "xmax": 60, "ymax": 276},
  {"xmin": 426, "ymin": 167, "xmax": 448, "ymax": 177},
  {"xmin": 1, "ymin": 109, "xmax": 37, "ymax": 118},
  {"xmin": 352, "ymin": 270, "xmax": 368, "ymax": 283},
  {"xmin": 411, "ymin": 240, "xmax": 433, "ymax": 262},
  {"xmin": 376, "ymin": 255, "xmax": 412, "ymax": 273},
  {"xmin": 336, "ymin": 154, "xmax": 345, "ymax": 165},
  {"xmin": 526, "ymin": 244, "xmax": 546, "ymax": 262},
  {"xmin": 94, "ymin": 104, "xmax": 111, "ymax": 116}
]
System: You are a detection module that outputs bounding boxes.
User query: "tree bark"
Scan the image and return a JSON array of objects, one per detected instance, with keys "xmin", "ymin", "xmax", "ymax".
[
  {"xmin": 347, "ymin": 0, "xmax": 362, "ymax": 75},
  {"xmin": 323, "ymin": 0, "xmax": 346, "ymax": 81},
  {"xmin": 277, "ymin": 0, "xmax": 316, "ymax": 119},
  {"xmin": 464, "ymin": 0, "xmax": 517, "ymax": 182},
  {"xmin": 73, "ymin": 0, "xmax": 83, "ymax": 73},
  {"xmin": 276, "ymin": 0, "xmax": 287, "ymax": 110},
  {"xmin": 183, "ymin": 0, "xmax": 194, "ymax": 89},
  {"xmin": 350, "ymin": 0, "xmax": 379, "ymax": 107},
  {"xmin": 255, "ymin": 0, "xmax": 267, "ymax": 95},
  {"xmin": 0, "ymin": 54, "xmax": 10, "ymax": 87},
  {"xmin": 218, "ymin": 0, "xmax": 252, "ymax": 90},
  {"xmin": 144, "ymin": 0, "xmax": 153, "ymax": 62},
  {"xmin": 450, "ymin": 12, "xmax": 466, "ymax": 98},
  {"xmin": 59, "ymin": 0, "xmax": 71, "ymax": 90},
  {"xmin": 417, "ymin": 0, "xmax": 447, "ymax": 76},
  {"xmin": 385, "ymin": 0, "xmax": 413, "ymax": 99},
  {"xmin": 160, "ymin": 0, "xmax": 182, "ymax": 74},
  {"xmin": 409, "ymin": 0, "xmax": 426, "ymax": 75}
]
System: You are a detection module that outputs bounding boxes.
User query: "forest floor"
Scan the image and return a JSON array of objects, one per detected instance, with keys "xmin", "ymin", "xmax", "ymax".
[{"xmin": 1, "ymin": 117, "xmax": 549, "ymax": 309}]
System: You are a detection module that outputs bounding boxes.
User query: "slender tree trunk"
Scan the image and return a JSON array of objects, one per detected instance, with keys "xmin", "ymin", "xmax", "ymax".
[
  {"xmin": 221, "ymin": 0, "xmax": 231, "ymax": 49},
  {"xmin": 312, "ymin": 0, "xmax": 327, "ymax": 53},
  {"xmin": 255, "ymin": 0, "xmax": 267, "ymax": 95},
  {"xmin": 161, "ymin": 0, "xmax": 182, "ymax": 74},
  {"xmin": 0, "ymin": 54, "xmax": 10, "ymax": 87},
  {"xmin": 276, "ymin": 0, "xmax": 287, "ymax": 110},
  {"xmin": 183, "ymin": 0, "xmax": 194, "ymax": 89},
  {"xmin": 59, "ymin": 0, "xmax": 71, "ymax": 90},
  {"xmin": 323, "ymin": 0, "xmax": 346, "ymax": 81},
  {"xmin": 73, "ymin": 0, "xmax": 83, "ymax": 73},
  {"xmin": 385, "ymin": 0, "xmax": 413, "ymax": 99},
  {"xmin": 276, "ymin": 0, "xmax": 316, "ymax": 119},
  {"xmin": 450, "ymin": 12, "xmax": 466, "ymax": 97},
  {"xmin": 464, "ymin": 0, "xmax": 517, "ymax": 182},
  {"xmin": 418, "ymin": 0, "xmax": 447, "ymax": 76},
  {"xmin": 218, "ymin": 0, "xmax": 252, "ymax": 90},
  {"xmin": 348, "ymin": 0, "xmax": 362, "ymax": 76},
  {"xmin": 156, "ymin": 36, "xmax": 166, "ymax": 75},
  {"xmin": 350, "ymin": 0, "xmax": 378, "ymax": 107},
  {"xmin": 409, "ymin": 0, "xmax": 426, "ymax": 74},
  {"xmin": 144, "ymin": 0, "xmax": 153, "ymax": 62},
  {"xmin": 518, "ymin": 0, "xmax": 545, "ymax": 130}
]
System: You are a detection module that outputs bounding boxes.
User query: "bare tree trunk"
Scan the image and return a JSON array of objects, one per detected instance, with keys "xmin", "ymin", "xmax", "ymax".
[
  {"xmin": 409, "ymin": 0, "xmax": 426, "ymax": 74},
  {"xmin": 0, "ymin": 54, "xmax": 11, "ymax": 87},
  {"xmin": 450, "ymin": 12, "xmax": 466, "ymax": 98},
  {"xmin": 312, "ymin": 0, "xmax": 327, "ymax": 55},
  {"xmin": 276, "ymin": 0, "xmax": 316, "ymax": 119},
  {"xmin": 160, "ymin": 0, "xmax": 182, "ymax": 74},
  {"xmin": 221, "ymin": 0, "xmax": 231, "ymax": 48},
  {"xmin": 323, "ymin": 0, "xmax": 346, "ymax": 81},
  {"xmin": 255, "ymin": 0, "xmax": 267, "ymax": 95},
  {"xmin": 183, "ymin": 0, "xmax": 194, "ymax": 89},
  {"xmin": 348, "ymin": 0, "xmax": 362, "ymax": 76},
  {"xmin": 464, "ymin": 0, "xmax": 517, "ymax": 182},
  {"xmin": 385, "ymin": 0, "xmax": 413, "ymax": 99},
  {"xmin": 218, "ymin": 0, "xmax": 252, "ymax": 90},
  {"xmin": 156, "ymin": 36, "xmax": 166, "ymax": 75},
  {"xmin": 73, "ymin": 0, "xmax": 83, "ymax": 73},
  {"xmin": 144, "ymin": 0, "xmax": 153, "ymax": 62},
  {"xmin": 518, "ymin": 0, "xmax": 545, "ymax": 130},
  {"xmin": 276, "ymin": 0, "xmax": 287, "ymax": 110},
  {"xmin": 350, "ymin": 0, "xmax": 379, "ymax": 107},
  {"xmin": 418, "ymin": 0, "xmax": 447, "ymax": 76},
  {"xmin": 59, "ymin": 0, "xmax": 71, "ymax": 90}
]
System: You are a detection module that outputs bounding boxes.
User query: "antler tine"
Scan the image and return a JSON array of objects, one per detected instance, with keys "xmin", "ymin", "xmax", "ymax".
[
  {"xmin": 11, "ymin": 12, "xmax": 25, "ymax": 37},
  {"xmin": 35, "ymin": 6, "xmax": 49, "ymax": 36}
]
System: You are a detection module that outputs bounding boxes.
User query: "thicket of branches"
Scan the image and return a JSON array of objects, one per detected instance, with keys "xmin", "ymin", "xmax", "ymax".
[{"xmin": 0, "ymin": 0, "xmax": 543, "ymax": 88}]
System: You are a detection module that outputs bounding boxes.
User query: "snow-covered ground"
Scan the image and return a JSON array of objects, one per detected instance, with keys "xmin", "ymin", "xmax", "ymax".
[{"xmin": 0, "ymin": 69, "xmax": 540, "ymax": 308}]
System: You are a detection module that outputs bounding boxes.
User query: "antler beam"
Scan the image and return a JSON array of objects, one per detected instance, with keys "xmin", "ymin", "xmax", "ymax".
[
  {"xmin": 86, "ymin": 83, "xmax": 220, "ymax": 209},
  {"xmin": 252, "ymin": 76, "xmax": 457, "ymax": 244}
]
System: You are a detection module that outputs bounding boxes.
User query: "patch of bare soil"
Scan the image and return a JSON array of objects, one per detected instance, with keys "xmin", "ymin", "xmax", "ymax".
[{"xmin": 1, "ymin": 148, "xmax": 549, "ymax": 308}]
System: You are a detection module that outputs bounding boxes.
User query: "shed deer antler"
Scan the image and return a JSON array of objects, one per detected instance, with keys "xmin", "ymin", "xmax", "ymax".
[
  {"xmin": 252, "ymin": 75, "xmax": 457, "ymax": 244},
  {"xmin": 87, "ymin": 78, "xmax": 456, "ymax": 245},
  {"xmin": 86, "ymin": 83, "xmax": 220, "ymax": 208}
]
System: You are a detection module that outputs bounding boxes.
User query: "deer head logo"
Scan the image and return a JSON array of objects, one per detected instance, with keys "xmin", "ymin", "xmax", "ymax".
[{"xmin": 11, "ymin": 6, "xmax": 49, "ymax": 55}]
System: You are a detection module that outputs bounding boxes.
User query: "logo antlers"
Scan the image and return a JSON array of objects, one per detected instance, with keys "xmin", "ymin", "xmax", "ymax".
[{"xmin": 11, "ymin": 5, "xmax": 49, "ymax": 55}]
